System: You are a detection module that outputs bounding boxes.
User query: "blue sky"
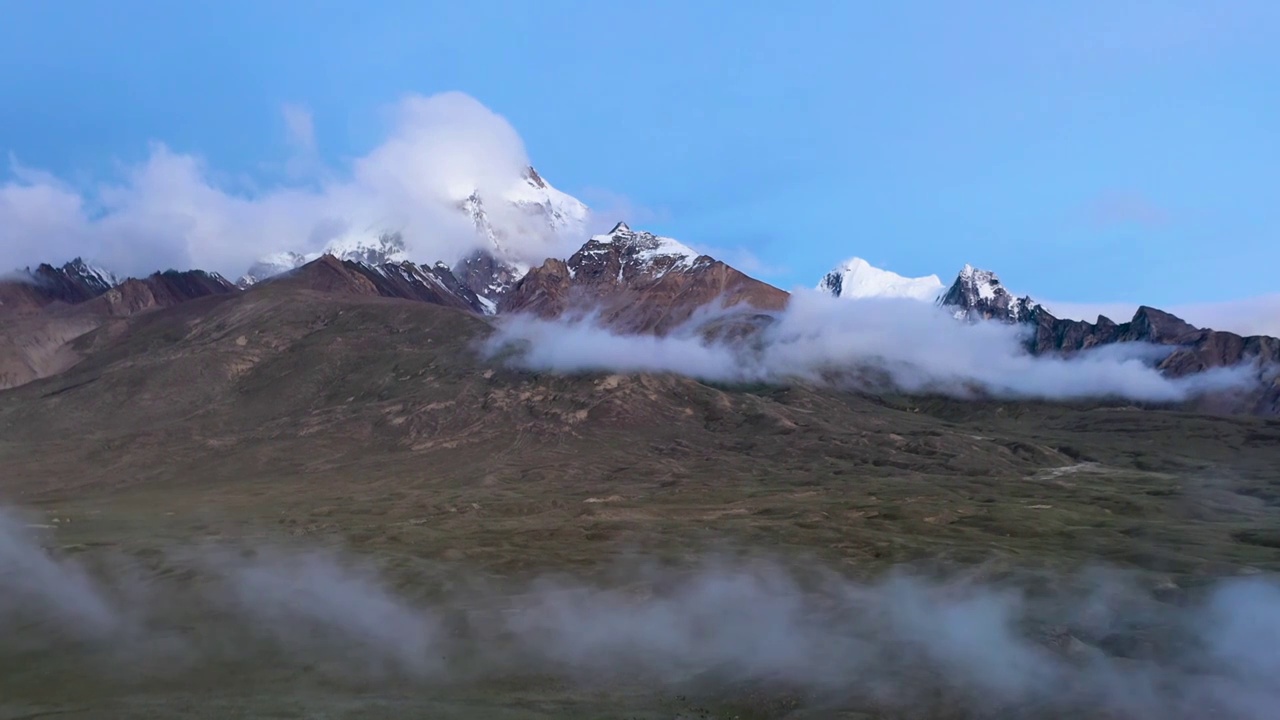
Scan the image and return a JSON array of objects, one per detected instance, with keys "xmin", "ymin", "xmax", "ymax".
[{"xmin": 2, "ymin": 0, "xmax": 1278, "ymax": 310}]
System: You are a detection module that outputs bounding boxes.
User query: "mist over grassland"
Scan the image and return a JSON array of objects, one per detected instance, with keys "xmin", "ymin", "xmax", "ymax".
[{"xmin": 3, "ymin": 507, "xmax": 1278, "ymax": 719}]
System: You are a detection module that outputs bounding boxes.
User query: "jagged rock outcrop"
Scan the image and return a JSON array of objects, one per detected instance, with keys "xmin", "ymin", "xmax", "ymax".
[
  {"xmin": 1027, "ymin": 305, "xmax": 1280, "ymax": 415},
  {"xmin": 0, "ymin": 258, "xmax": 119, "ymax": 314},
  {"xmin": 937, "ymin": 264, "xmax": 1040, "ymax": 322},
  {"xmin": 1028, "ymin": 305, "xmax": 1279, "ymax": 372},
  {"xmin": 938, "ymin": 264, "xmax": 1280, "ymax": 415},
  {"xmin": 455, "ymin": 249, "xmax": 525, "ymax": 311},
  {"xmin": 938, "ymin": 264, "xmax": 1279, "ymax": 372}
]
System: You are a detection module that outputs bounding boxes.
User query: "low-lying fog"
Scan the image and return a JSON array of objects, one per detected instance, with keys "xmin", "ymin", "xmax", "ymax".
[
  {"xmin": 485, "ymin": 291, "xmax": 1263, "ymax": 404},
  {"xmin": 2, "ymin": 506, "xmax": 1277, "ymax": 719}
]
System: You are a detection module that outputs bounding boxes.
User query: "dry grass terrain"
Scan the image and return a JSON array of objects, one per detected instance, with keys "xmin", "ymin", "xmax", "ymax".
[{"xmin": 1, "ymin": 283, "xmax": 1277, "ymax": 718}]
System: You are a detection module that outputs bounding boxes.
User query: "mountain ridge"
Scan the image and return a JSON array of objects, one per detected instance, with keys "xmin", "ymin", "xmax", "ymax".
[
  {"xmin": 0, "ymin": 258, "xmax": 121, "ymax": 313},
  {"xmin": 5, "ymin": 160, "xmax": 1278, "ymax": 417},
  {"xmin": 935, "ymin": 265, "xmax": 1280, "ymax": 415},
  {"xmin": 0, "ymin": 266, "xmax": 236, "ymax": 389}
]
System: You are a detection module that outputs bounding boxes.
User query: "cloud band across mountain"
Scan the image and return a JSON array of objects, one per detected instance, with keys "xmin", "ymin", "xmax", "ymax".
[{"xmin": 486, "ymin": 290, "xmax": 1259, "ymax": 404}]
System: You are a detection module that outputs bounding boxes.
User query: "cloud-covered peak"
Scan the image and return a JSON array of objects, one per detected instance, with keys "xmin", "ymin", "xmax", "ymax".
[
  {"xmin": 459, "ymin": 164, "xmax": 589, "ymax": 264},
  {"xmin": 0, "ymin": 92, "xmax": 592, "ymax": 281}
]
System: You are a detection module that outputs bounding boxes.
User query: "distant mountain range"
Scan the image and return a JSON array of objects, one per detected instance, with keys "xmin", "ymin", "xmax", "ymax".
[
  {"xmin": 3, "ymin": 167, "xmax": 1277, "ymax": 415},
  {"xmin": 932, "ymin": 260, "xmax": 1280, "ymax": 415}
]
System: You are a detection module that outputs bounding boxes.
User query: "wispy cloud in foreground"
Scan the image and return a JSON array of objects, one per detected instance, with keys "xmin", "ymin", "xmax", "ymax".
[
  {"xmin": 486, "ymin": 290, "xmax": 1256, "ymax": 403},
  {"xmin": 2, "ymin": 507, "xmax": 1278, "ymax": 718},
  {"xmin": 0, "ymin": 92, "xmax": 588, "ymax": 279}
]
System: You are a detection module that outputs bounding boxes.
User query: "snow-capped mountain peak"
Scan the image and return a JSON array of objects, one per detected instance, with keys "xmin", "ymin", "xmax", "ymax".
[
  {"xmin": 442, "ymin": 165, "xmax": 591, "ymax": 303},
  {"xmin": 586, "ymin": 222, "xmax": 705, "ymax": 274},
  {"xmin": 325, "ymin": 230, "xmax": 411, "ymax": 267},
  {"xmin": 505, "ymin": 166, "xmax": 589, "ymax": 235},
  {"xmin": 459, "ymin": 166, "xmax": 588, "ymax": 259},
  {"xmin": 818, "ymin": 257, "xmax": 944, "ymax": 301},
  {"xmin": 60, "ymin": 257, "xmax": 120, "ymax": 293},
  {"xmin": 239, "ymin": 232, "xmax": 412, "ymax": 286},
  {"xmin": 938, "ymin": 264, "xmax": 1040, "ymax": 323},
  {"xmin": 500, "ymin": 222, "xmax": 790, "ymax": 334},
  {"xmin": 460, "ymin": 191, "xmax": 499, "ymax": 245},
  {"xmin": 8, "ymin": 257, "xmax": 122, "ymax": 304},
  {"xmin": 458, "ymin": 193, "xmax": 530, "ymax": 266}
]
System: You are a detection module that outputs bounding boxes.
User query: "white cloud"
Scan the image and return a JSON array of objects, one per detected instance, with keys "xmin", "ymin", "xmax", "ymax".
[
  {"xmin": 487, "ymin": 290, "xmax": 1258, "ymax": 403},
  {"xmin": 0, "ymin": 92, "xmax": 581, "ymax": 279},
  {"xmin": 1045, "ymin": 296, "xmax": 1280, "ymax": 338}
]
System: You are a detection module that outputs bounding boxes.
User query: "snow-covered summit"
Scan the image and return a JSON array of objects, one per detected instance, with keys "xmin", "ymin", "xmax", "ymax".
[
  {"xmin": 816, "ymin": 256, "xmax": 1043, "ymax": 325},
  {"xmin": 938, "ymin": 264, "xmax": 1041, "ymax": 323},
  {"xmin": 460, "ymin": 166, "xmax": 587, "ymax": 262},
  {"xmin": 60, "ymin": 258, "xmax": 120, "ymax": 293},
  {"xmin": 15, "ymin": 257, "xmax": 118, "ymax": 291},
  {"xmin": 325, "ymin": 231, "xmax": 411, "ymax": 267},
  {"xmin": 505, "ymin": 166, "xmax": 589, "ymax": 236},
  {"xmin": 818, "ymin": 257, "xmax": 943, "ymax": 302},
  {"xmin": 237, "ymin": 232, "xmax": 409, "ymax": 286},
  {"xmin": 453, "ymin": 166, "xmax": 588, "ymax": 299},
  {"xmin": 459, "ymin": 191, "xmax": 517, "ymax": 257},
  {"xmin": 582, "ymin": 222, "xmax": 705, "ymax": 275}
]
